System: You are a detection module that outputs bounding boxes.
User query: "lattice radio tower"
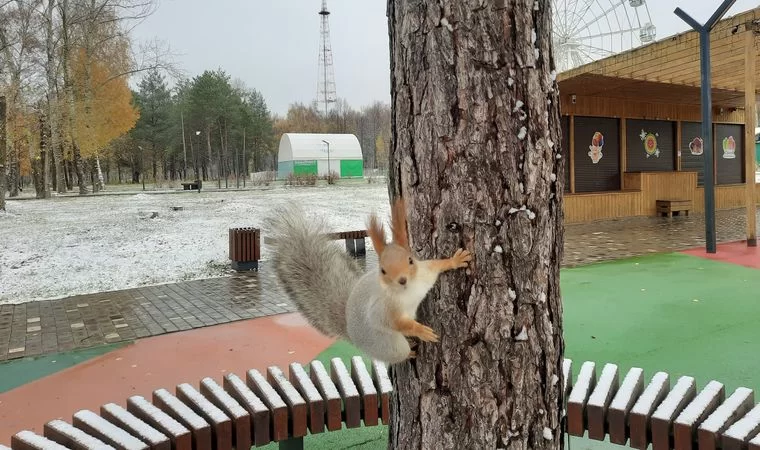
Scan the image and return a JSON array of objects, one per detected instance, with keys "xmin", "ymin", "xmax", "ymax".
[{"xmin": 317, "ymin": 0, "xmax": 337, "ymax": 116}]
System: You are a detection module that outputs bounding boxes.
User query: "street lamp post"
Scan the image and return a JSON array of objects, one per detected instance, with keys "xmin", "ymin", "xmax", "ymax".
[
  {"xmin": 195, "ymin": 131, "xmax": 201, "ymax": 192},
  {"xmin": 321, "ymin": 139, "xmax": 331, "ymax": 180}
]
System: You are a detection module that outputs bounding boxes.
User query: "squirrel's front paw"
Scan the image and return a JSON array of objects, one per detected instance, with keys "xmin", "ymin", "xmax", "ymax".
[
  {"xmin": 416, "ymin": 324, "xmax": 439, "ymax": 343},
  {"xmin": 408, "ymin": 350, "xmax": 417, "ymax": 359},
  {"xmin": 451, "ymin": 248, "xmax": 473, "ymax": 268}
]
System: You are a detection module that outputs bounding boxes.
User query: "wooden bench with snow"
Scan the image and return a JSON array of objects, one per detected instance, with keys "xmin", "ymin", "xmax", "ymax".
[
  {"xmin": 656, "ymin": 199, "xmax": 692, "ymax": 217},
  {"xmin": 5, "ymin": 356, "xmax": 392, "ymax": 450},
  {"xmin": 5, "ymin": 357, "xmax": 760, "ymax": 450},
  {"xmin": 563, "ymin": 359, "xmax": 760, "ymax": 450},
  {"xmin": 263, "ymin": 229, "xmax": 369, "ymax": 257}
]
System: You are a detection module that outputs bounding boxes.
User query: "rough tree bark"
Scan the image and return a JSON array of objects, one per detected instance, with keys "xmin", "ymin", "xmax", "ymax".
[
  {"xmin": 0, "ymin": 96, "xmax": 6, "ymax": 211},
  {"xmin": 386, "ymin": 1, "xmax": 565, "ymax": 449}
]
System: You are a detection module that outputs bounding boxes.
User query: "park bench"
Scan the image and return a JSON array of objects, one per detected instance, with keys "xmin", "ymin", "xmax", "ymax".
[
  {"xmin": 181, "ymin": 180, "xmax": 202, "ymax": 192},
  {"xmin": 657, "ymin": 199, "xmax": 692, "ymax": 218},
  {"xmin": 325, "ymin": 230, "xmax": 368, "ymax": 257},
  {"xmin": 6, "ymin": 356, "xmax": 392, "ymax": 450},
  {"xmin": 6, "ymin": 358, "xmax": 760, "ymax": 450}
]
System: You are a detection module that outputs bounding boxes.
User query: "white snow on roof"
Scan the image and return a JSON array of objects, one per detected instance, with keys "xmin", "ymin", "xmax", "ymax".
[{"xmin": 278, "ymin": 133, "xmax": 362, "ymax": 161}]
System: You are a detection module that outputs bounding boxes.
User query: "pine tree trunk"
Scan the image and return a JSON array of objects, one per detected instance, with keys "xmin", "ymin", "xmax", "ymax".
[
  {"xmin": 386, "ymin": 1, "xmax": 565, "ymax": 448},
  {"xmin": 0, "ymin": 96, "xmax": 6, "ymax": 211}
]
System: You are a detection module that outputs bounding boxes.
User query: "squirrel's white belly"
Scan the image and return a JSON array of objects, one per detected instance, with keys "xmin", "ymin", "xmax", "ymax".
[{"xmin": 398, "ymin": 277, "xmax": 436, "ymax": 317}]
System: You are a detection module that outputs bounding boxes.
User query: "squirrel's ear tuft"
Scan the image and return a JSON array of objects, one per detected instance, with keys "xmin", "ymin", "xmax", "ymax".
[
  {"xmin": 367, "ymin": 213, "xmax": 386, "ymax": 256},
  {"xmin": 390, "ymin": 197, "xmax": 410, "ymax": 250}
]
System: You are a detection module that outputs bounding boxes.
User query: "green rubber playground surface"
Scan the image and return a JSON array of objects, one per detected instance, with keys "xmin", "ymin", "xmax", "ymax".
[
  {"xmin": 3, "ymin": 252, "xmax": 759, "ymax": 449},
  {"xmin": 0, "ymin": 342, "xmax": 129, "ymax": 394}
]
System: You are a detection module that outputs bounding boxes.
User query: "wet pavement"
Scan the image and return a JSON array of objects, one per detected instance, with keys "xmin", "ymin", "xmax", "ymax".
[{"xmin": 1, "ymin": 206, "xmax": 757, "ymax": 362}]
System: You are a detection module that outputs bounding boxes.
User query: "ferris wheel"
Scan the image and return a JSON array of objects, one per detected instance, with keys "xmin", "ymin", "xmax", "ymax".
[{"xmin": 552, "ymin": 0, "xmax": 656, "ymax": 73}]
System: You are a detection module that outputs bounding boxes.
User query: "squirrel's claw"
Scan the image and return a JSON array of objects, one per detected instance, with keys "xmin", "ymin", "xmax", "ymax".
[
  {"xmin": 408, "ymin": 350, "xmax": 417, "ymax": 359},
  {"xmin": 452, "ymin": 248, "xmax": 473, "ymax": 268},
  {"xmin": 417, "ymin": 324, "xmax": 439, "ymax": 343}
]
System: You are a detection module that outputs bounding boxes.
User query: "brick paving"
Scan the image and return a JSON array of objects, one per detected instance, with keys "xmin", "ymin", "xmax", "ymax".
[{"xmin": 0, "ymin": 207, "xmax": 757, "ymax": 362}]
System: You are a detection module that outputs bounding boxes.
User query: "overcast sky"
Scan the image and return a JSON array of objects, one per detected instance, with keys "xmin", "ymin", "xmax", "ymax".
[{"xmin": 132, "ymin": 0, "xmax": 759, "ymax": 116}]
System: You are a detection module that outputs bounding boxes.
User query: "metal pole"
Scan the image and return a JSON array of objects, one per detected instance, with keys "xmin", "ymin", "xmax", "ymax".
[{"xmin": 674, "ymin": 0, "xmax": 736, "ymax": 254}]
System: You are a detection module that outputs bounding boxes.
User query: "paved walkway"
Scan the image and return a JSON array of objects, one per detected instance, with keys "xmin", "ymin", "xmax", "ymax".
[{"xmin": 1, "ymin": 206, "xmax": 757, "ymax": 362}]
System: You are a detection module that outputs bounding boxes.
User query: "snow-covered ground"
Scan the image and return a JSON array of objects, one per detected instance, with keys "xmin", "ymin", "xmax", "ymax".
[{"xmin": 0, "ymin": 182, "xmax": 391, "ymax": 305}]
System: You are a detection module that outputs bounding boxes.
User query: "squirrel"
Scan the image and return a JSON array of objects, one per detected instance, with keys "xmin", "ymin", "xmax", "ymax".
[{"xmin": 264, "ymin": 198, "xmax": 472, "ymax": 364}]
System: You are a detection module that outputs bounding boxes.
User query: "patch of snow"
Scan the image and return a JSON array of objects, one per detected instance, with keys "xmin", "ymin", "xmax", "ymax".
[
  {"xmin": 101, "ymin": 403, "xmax": 167, "ymax": 445},
  {"xmin": 0, "ymin": 184, "xmax": 392, "ymax": 304},
  {"xmin": 494, "ymin": 245, "xmax": 504, "ymax": 254},
  {"xmin": 508, "ymin": 288, "xmax": 517, "ymax": 300},
  {"xmin": 568, "ymin": 361, "xmax": 595, "ymax": 404},
  {"xmin": 518, "ymin": 127, "xmax": 527, "ymax": 140},
  {"xmin": 12, "ymin": 431, "xmax": 69, "ymax": 449},
  {"xmin": 588, "ymin": 363, "xmax": 618, "ymax": 407},
  {"xmin": 723, "ymin": 402, "xmax": 760, "ymax": 440},
  {"xmin": 674, "ymin": 380, "xmax": 723, "ymax": 426},
  {"xmin": 652, "ymin": 376, "xmax": 695, "ymax": 420},
  {"xmin": 73, "ymin": 410, "xmax": 146, "ymax": 449},
  {"xmin": 551, "ymin": 374, "xmax": 559, "ymax": 386},
  {"xmin": 200, "ymin": 377, "xmax": 248, "ymax": 419},
  {"xmin": 699, "ymin": 387, "xmax": 754, "ymax": 433},
  {"xmin": 351, "ymin": 356, "xmax": 377, "ymax": 396},
  {"xmin": 631, "ymin": 372, "xmax": 669, "ymax": 416},
  {"xmin": 440, "ymin": 17, "xmax": 454, "ymax": 32},
  {"xmin": 153, "ymin": 389, "xmax": 208, "ymax": 430},
  {"xmin": 46, "ymin": 419, "xmax": 114, "ymax": 449},
  {"xmin": 609, "ymin": 367, "xmax": 644, "ymax": 412},
  {"xmin": 543, "ymin": 427, "xmax": 553, "ymax": 440},
  {"xmin": 289, "ymin": 363, "xmax": 322, "ymax": 402},
  {"xmin": 128, "ymin": 396, "xmax": 189, "ymax": 436},
  {"xmin": 515, "ymin": 326, "xmax": 528, "ymax": 341}
]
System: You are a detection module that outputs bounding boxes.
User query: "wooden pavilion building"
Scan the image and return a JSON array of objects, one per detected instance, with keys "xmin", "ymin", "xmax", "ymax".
[{"xmin": 557, "ymin": 6, "xmax": 760, "ymax": 243}]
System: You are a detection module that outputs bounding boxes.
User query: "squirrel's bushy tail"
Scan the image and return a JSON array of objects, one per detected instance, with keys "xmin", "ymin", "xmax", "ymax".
[{"xmin": 264, "ymin": 204, "xmax": 362, "ymax": 338}]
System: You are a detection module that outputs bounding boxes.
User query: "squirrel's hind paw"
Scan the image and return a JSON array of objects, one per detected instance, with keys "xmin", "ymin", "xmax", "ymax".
[{"xmin": 408, "ymin": 350, "xmax": 417, "ymax": 359}]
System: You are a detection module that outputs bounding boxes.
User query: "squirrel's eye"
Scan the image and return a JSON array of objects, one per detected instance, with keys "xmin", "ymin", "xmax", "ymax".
[
  {"xmin": 380, "ymin": 268, "xmax": 386, "ymax": 275},
  {"xmin": 408, "ymin": 257, "xmax": 413, "ymax": 265}
]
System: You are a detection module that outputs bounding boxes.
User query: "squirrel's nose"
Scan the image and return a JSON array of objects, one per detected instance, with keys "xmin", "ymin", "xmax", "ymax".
[{"xmin": 398, "ymin": 277, "xmax": 407, "ymax": 285}]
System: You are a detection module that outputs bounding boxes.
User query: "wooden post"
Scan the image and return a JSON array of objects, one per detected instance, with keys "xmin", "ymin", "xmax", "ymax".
[
  {"xmin": 676, "ymin": 121, "xmax": 683, "ymax": 171},
  {"xmin": 570, "ymin": 115, "xmax": 575, "ymax": 193},
  {"xmin": 620, "ymin": 118, "xmax": 627, "ymax": 189},
  {"xmin": 745, "ymin": 29, "xmax": 757, "ymax": 246}
]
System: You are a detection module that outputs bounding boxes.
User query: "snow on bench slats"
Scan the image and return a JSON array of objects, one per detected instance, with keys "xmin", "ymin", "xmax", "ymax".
[
  {"xmin": 652, "ymin": 376, "xmax": 696, "ymax": 421},
  {"xmin": 200, "ymin": 377, "xmax": 248, "ymax": 420},
  {"xmin": 588, "ymin": 363, "xmax": 619, "ymax": 407},
  {"xmin": 629, "ymin": 371, "xmax": 670, "ymax": 450},
  {"xmin": 608, "ymin": 367, "xmax": 645, "ymax": 445},
  {"xmin": 631, "ymin": 372, "xmax": 670, "ymax": 416},
  {"xmin": 675, "ymin": 380, "xmax": 724, "ymax": 425},
  {"xmin": 72, "ymin": 410, "xmax": 148, "ymax": 450},
  {"xmin": 12, "ymin": 430, "xmax": 70, "ymax": 450},
  {"xmin": 0, "ymin": 445, "xmax": 9, "ymax": 450},
  {"xmin": 267, "ymin": 365, "xmax": 308, "ymax": 438},
  {"xmin": 749, "ymin": 429, "xmax": 760, "ymax": 450},
  {"xmin": 152, "ymin": 389, "xmax": 208, "ymax": 431},
  {"xmin": 723, "ymin": 403, "xmax": 760, "ymax": 450},
  {"xmin": 43, "ymin": 419, "xmax": 116, "ymax": 449},
  {"xmin": 100, "ymin": 403, "xmax": 170, "ymax": 450},
  {"xmin": 671, "ymin": 380, "xmax": 724, "ymax": 450},
  {"xmin": 566, "ymin": 361, "xmax": 596, "ymax": 437},
  {"xmin": 351, "ymin": 356, "xmax": 379, "ymax": 426},
  {"xmin": 610, "ymin": 367, "xmax": 645, "ymax": 412},
  {"xmin": 699, "ymin": 387, "xmax": 754, "ymax": 433},
  {"xmin": 222, "ymin": 373, "xmax": 271, "ymax": 446},
  {"xmin": 126, "ymin": 395, "xmax": 190, "ymax": 440},
  {"xmin": 289, "ymin": 362, "xmax": 326, "ymax": 434},
  {"xmin": 310, "ymin": 360, "xmax": 343, "ymax": 432},
  {"xmin": 246, "ymin": 368, "xmax": 289, "ymax": 441},
  {"xmin": 176, "ymin": 383, "xmax": 232, "ymax": 450},
  {"xmin": 587, "ymin": 363, "xmax": 619, "ymax": 441},
  {"xmin": 152, "ymin": 388, "xmax": 212, "ymax": 450},
  {"xmin": 176, "ymin": 383, "xmax": 230, "ymax": 425},
  {"xmin": 331, "ymin": 357, "xmax": 362, "ymax": 428},
  {"xmin": 199, "ymin": 377, "xmax": 251, "ymax": 450},
  {"xmin": 651, "ymin": 376, "xmax": 697, "ymax": 450},
  {"xmin": 563, "ymin": 359, "xmax": 573, "ymax": 400},
  {"xmin": 371, "ymin": 360, "xmax": 392, "ymax": 426}
]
